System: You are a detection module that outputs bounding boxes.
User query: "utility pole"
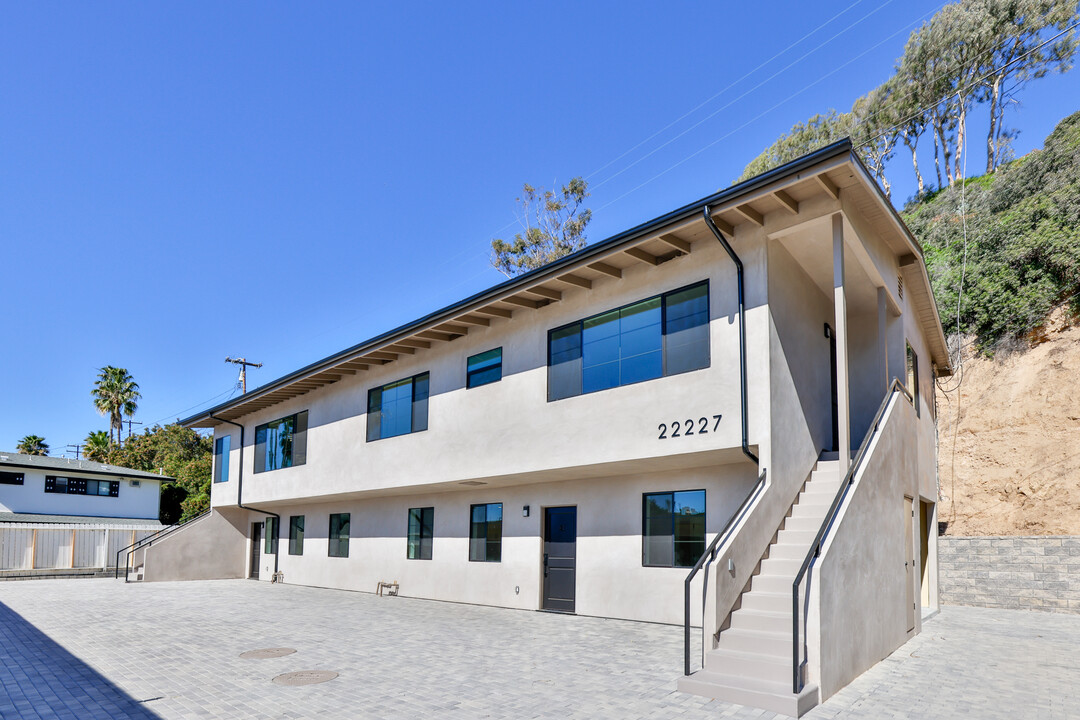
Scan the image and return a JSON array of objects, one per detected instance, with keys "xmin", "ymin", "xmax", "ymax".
[
  {"xmin": 226, "ymin": 357, "xmax": 263, "ymax": 394},
  {"xmin": 65, "ymin": 444, "xmax": 83, "ymax": 460},
  {"xmin": 123, "ymin": 420, "xmax": 144, "ymax": 439}
]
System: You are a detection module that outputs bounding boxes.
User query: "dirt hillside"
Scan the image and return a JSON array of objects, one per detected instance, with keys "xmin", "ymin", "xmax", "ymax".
[{"xmin": 937, "ymin": 307, "xmax": 1080, "ymax": 535}]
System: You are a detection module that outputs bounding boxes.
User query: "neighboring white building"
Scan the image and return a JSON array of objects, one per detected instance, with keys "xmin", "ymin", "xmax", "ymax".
[
  {"xmin": 157, "ymin": 141, "xmax": 950, "ymax": 716},
  {"xmin": 0, "ymin": 452, "xmax": 168, "ymax": 522}
]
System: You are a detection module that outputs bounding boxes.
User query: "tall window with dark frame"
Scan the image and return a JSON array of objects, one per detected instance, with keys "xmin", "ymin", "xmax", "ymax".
[
  {"xmin": 328, "ymin": 513, "xmax": 350, "ymax": 558},
  {"xmin": 44, "ymin": 476, "xmax": 119, "ymax": 497},
  {"xmin": 548, "ymin": 281, "xmax": 710, "ymax": 401},
  {"xmin": 467, "ymin": 348, "xmax": 502, "ymax": 389},
  {"xmin": 0, "ymin": 471, "xmax": 24, "ymax": 485},
  {"xmin": 254, "ymin": 411, "xmax": 308, "ymax": 474},
  {"xmin": 407, "ymin": 507, "xmax": 434, "ymax": 560},
  {"xmin": 367, "ymin": 372, "xmax": 429, "ymax": 441},
  {"xmin": 469, "ymin": 503, "xmax": 502, "ymax": 562},
  {"xmin": 642, "ymin": 490, "xmax": 706, "ymax": 568},
  {"xmin": 213, "ymin": 435, "xmax": 231, "ymax": 483},
  {"xmin": 263, "ymin": 517, "xmax": 279, "ymax": 555},
  {"xmin": 288, "ymin": 515, "xmax": 304, "ymax": 556},
  {"xmin": 906, "ymin": 342, "xmax": 920, "ymax": 416}
]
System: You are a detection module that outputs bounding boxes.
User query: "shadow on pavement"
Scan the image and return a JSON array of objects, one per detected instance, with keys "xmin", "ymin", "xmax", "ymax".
[{"xmin": 0, "ymin": 599, "xmax": 162, "ymax": 719}]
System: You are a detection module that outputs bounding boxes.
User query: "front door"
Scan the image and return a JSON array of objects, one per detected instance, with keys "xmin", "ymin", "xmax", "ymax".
[
  {"xmin": 250, "ymin": 522, "xmax": 262, "ymax": 580},
  {"xmin": 542, "ymin": 506, "xmax": 576, "ymax": 613}
]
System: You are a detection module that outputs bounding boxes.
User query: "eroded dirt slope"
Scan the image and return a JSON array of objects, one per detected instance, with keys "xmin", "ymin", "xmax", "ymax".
[{"xmin": 937, "ymin": 309, "xmax": 1080, "ymax": 535}]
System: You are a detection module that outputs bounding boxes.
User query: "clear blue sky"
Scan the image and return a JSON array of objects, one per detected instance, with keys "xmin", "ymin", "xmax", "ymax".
[{"xmin": 3, "ymin": 1, "xmax": 1077, "ymax": 455}]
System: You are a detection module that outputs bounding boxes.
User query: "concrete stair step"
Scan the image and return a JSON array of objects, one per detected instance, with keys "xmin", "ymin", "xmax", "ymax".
[
  {"xmin": 781, "ymin": 516, "xmax": 825, "ymax": 533},
  {"xmin": 716, "ymin": 627, "xmax": 791, "ymax": 656},
  {"xmin": 761, "ymin": 556, "xmax": 803, "ymax": 575},
  {"xmin": 704, "ymin": 647, "xmax": 790, "ymax": 684},
  {"xmin": 777, "ymin": 528, "xmax": 817, "ymax": 546},
  {"xmin": 739, "ymin": 591, "xmax": 791, "ymax": 614},
  {"xmin": 729, "ymin": 608, "xmax": 789, "ymax": 633},
  {"xmin": 751, "ymin": 573, "xmax": 797, "ymax": 594},
  {"xmin": 766, "ymin": 543, "xmax": 808, "ymax": 561},
  {"xmin": 789, "ymin": 502, "xmax": 832, "ymax": 519},
  {"xmin": 678, "ymin": 672, "xmax": 819, "ymax": 717}
]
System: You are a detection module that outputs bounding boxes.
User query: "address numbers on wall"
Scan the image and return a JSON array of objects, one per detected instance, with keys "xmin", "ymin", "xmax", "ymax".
[{"xmin": 658, "ymin": 415, "xmax": 721, "ymax": 440}]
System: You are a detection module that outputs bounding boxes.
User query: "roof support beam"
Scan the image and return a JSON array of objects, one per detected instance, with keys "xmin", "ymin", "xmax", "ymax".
[
  {"xmin": 456, "ymin": 315, "xmax": 491, "ymax": 326},
  {"xmin": 624, "ymin": 247, "xmax": 659, "ymax": 266},
  {"xmin": 658, "ymin": 234, "xmax": 692, "ymax": 253},
  {"xmin": 415, "ymin": 330, "xmax": 455, "ymax": 342},
  {"xmin": 364, "ymin": 351, "xmax": 399, "ymax": 361},
  {"xmin": 384, "ymin": 345, "xmax": 416, "ymax": 355},
  {"xmin": 588, "ymin": 262, "xmax": 622, "ymax": 279},
  {"xmin": 521, "ymin": 286, "xmax": 562, "ymax": 301},
  {"xmin": 394, "ymin": 338, "xmax": 432, "ymax": 349},
  {"xmin": 555, "ymin": 274, "xmax": 592, "ymax": 290},
  {"xmin": 434, "ymin": 323, "xmax": 469, "ymax": 335},
  {"xmin": 501, "ymin": 295, "xmax": 541, "ymax": 309},
  {"xmin": 734, "ymin": 204, "xmax": 764, "ymax": 226},
  {"xmin": 772, "ymin": 190, "xmax": 799, "ymax": 215},
  {"xmin": 474, "ymin": 306, "xmax": 513, "ymax": 319},
  {"xmin": 815, "ymin": 173, "xmax": 840, "ymax": 200}
]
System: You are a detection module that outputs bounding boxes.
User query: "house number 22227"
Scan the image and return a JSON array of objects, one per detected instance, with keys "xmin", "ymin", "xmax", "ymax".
[{"xmin": 658, "ymin": 415, "xmax": 722, "ymax": 439}]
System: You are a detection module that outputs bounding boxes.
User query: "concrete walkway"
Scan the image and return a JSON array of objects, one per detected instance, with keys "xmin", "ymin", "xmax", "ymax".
[{"xmin": 0, "ymin": 579, "xmax": 1077, "ymax": 719}]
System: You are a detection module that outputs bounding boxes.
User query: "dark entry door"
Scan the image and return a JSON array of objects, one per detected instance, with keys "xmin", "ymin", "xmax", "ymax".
[
  {"xmin": 543, "ymin": 507, "xmax": 576, "ymax": 613},
  {"xmin": 250, "ymin": 523, "xmax": 262, "ymax": 580}
]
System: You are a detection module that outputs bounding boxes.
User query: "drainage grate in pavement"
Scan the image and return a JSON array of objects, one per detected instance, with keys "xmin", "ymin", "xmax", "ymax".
[
  {"xmin": 239, "ymin": 648, "xmax": 297, "ymax": 659},
  {"xmin": 272, "ymin": 670, "xmax": 338, "ymax": 686}
]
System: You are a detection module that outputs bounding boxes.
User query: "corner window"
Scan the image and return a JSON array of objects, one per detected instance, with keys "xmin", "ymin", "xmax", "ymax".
[
  {"xmin": 906, "ymin": 343, "xmax": 920, "ymax": 416},
  {"xmin": 0, "ymin": 471, "xmax": 25, "ymax": 485},
  {"xmin": 264, "ymin": 517, "xmax": 279, "ymax": 555},
  {"xmin": 254, "ymin": 411, "xmax": 308, "ymax": 473},
  {"xmin": 289, "ymin": 515, "xmax": 304, "ymax": 556},
  {"xmin": 548, "ymin": 281, "xmax": 709, "ymax": 401},
  {"xmin": 642, "ymin": 490, "xmax": 705, "ymax": 568},
  {"xmin": 213, "ymin": 435, "xmax": 231, "ymax": 483},
  {"xmin": 367, "ymin": 372, "xmax": 429, "ymax": 441},
  {"xmin": 44, "ymin": 476, "xmax": 119, "ymax": 497},
  {"xmin": 469, "ymin": 503, "xmax": 502, "ymax": 562},
  {"xmin": 328, "ymin": 513, "xmax": 350, "ymax": 558},
  {"xmin": 407, "ymin": 507, "xmax": 434, "ymax": 560},
  {"xmin": 467, "ymin": 348, "xmax": 502, "ymax": 389}
]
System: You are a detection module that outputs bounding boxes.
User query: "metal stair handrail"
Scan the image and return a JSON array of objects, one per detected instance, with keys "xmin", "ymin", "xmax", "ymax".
[
  {"xmin": 115, "ymin": 509, "xmax": 211, "ymax": 582},
  {"xmin": 791, "ymin": 378, "xmax": 913, "ymax": 693},
  {"xmin": 683, "ymin": 468, "xmax": 768, "ymax": 676}
]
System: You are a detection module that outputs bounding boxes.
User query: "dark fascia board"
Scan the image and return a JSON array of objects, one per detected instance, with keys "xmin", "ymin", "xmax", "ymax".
[
  {"xmin": 182, "ymin": 139, "xmax": 857, "ymax": 427},
  {"xmin": 0, "ymin": 462, "xmax": 173, "ymax": 482}
]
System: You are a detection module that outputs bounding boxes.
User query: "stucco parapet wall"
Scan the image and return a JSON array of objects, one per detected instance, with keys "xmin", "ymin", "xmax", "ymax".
[{"xmin": 939, "ymin": 535, "xmax": 1080, "ymax": 614}]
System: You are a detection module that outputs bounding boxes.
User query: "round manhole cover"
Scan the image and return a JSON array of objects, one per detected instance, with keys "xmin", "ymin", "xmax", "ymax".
[
  {"xmin": 239, "ymin": 648, "xmax": 297, "ymax": 659},
  {"xmin": 272, "ymin": 670, "xmax": 338, "ymax": 686}
]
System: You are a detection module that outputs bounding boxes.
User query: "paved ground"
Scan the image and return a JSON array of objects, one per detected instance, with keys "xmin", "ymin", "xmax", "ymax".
[{"xmin": 1, "ymin": 579, "xmax": 1078, "ymax": 719}]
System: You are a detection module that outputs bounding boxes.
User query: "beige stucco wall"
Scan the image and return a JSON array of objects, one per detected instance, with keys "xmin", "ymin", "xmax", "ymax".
[{"xmin": 142, "ymin": 509, "xmax": 247, "ymax": 582}]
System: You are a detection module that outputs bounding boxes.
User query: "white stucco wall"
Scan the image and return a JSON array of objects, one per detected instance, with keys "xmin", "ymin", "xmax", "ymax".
[{"xmin": 0, "ymin": 469, "xmax": 163, "ymax": 520}]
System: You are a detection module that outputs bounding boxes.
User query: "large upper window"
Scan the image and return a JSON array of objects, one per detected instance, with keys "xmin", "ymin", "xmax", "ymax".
[
  {"xmin": 45, "ymin": 476, "xmax": 119, "ymax": 497},
  {"xmin": 548, "ymin": 281, "xmax": 709, "ymax": 401},
  {"xmin": 289, "ymin": 515, "xmax": 304, "ymax": 556},
  {"xmin": 0, "ymin": 471, "xmax": 24, "ymax": 485},
  {"xmin": 328, "ymin": 513, "xmax": 350, "ymax": 558},
  {"xmin": 254, "ymin": 411, "xmax": 308, "ymax": 474},
  {"xmin": 367, "ymin": 372, "xmax": 429, "ymax": 441},
  {"xmin": 642, "ymin": 490, "xmax": 705, "ymax": 568},
  {"xmin": 467, "ymin": 348, "xmax": 502, "ymax": 389},
  {"xmin": 469, "ymin": 503, "xmax": 502, "ymax": 562},
  {"xmin": 213, "ymin": 435, "xmax": 231, "ymax": 483},
  {"xmin": 407, "ymin": 507, "xmax": 434, "ymax": 560}
]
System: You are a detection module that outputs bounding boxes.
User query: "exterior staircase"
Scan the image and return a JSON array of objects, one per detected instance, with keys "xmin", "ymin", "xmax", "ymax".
[{"xmin": 679, "ymin": 459, "xmax": 842, "ymax": 717}]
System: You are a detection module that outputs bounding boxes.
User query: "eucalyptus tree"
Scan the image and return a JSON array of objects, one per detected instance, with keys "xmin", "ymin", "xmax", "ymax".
[
  {"xmin": 736, "ymin": 111, "xmax": 850, "ymax": 183},
  {"xmin": 490, "ymin": 177, "xmax": 592, "ymax": 277},
  {"xmin": 16, "ymin": 435, "xmax": 49, "ymax": 456},
  {"xmin": 849, "ymin": 85, "xmax": 899, "ymax": 201},
  {"xmin": 91, "ymin": 366, "xmax": 141, "ymax": 446}
]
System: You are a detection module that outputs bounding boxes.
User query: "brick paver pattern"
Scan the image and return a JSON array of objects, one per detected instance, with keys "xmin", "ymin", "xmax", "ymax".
[{"xmin": 1, "ymin": 579, "xmax": 1078, "ymax": 719}]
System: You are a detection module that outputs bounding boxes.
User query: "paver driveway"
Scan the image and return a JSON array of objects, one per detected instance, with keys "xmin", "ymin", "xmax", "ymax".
[{"xmin": 1, "ymin": 579, "xmax": 1078, "ymax": 719}]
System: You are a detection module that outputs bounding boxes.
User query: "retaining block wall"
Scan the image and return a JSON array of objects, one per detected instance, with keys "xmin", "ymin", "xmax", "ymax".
[{"xmin": 938, "ymin": 536, "xmax": 1080, "ymax": 614}]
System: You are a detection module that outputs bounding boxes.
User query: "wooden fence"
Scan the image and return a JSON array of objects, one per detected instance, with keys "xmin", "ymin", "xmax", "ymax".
[{"xmin": 0, "ymin": 523, "xmax": 163, "ymax": 571}]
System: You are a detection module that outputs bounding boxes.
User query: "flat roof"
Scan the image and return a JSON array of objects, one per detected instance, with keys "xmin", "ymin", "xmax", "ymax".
[{"xmin": 0, "ymin": 452, "xmax": 174, "ymax": 482}]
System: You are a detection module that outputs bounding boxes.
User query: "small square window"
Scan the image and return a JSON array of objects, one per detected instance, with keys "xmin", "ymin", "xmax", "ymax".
[
  {"xmin": 642, "ymin": 490, "xmax": 705, "ymax": 568},
  {"xmin": 469, "ymin": 503, "xmax": 502, "ymax": 562},
  {"xmin": 467, "ymin": 348, "xmax": 502, "ymax": 389}
]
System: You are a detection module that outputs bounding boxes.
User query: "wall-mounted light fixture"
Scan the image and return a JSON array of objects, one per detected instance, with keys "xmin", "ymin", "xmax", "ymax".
[{"xmin": 522, "ymin": 505, "xmax": 530, "ymax": 518}]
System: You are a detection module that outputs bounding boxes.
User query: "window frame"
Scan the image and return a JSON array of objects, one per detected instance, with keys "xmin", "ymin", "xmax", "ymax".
[
  {"xmin": 547, "ymin": 280, "xmax": 710, "ymax": 401},
  {"xmin": 366, "ymin": 372, "xmax": 430, "ymax": 442},
  {"xmin": 906, "ymin": 342, "xmax": 920, "ymax": 417},
  {"xmin": 328, "ymin": 513, "xmax": 350, "ymax": 558},
  {"xmin": 44, "ymin": 476, "xmax": 119, "ymax": 497},
  {"xmin": 264, "ymin": 516, "xmax": 279, "ymax": 555},
  {"xmin": 0, "ymin": 471, "xmax": 25, "ymax": 485},
  {"xmin": 254, "ymin": 411, "xmax": 308, "ymax": 474},
  {"xmin": 467, "ymin": 347, "xmax": 503, "ymax": 389},
  {"xmin": 288, "ymin": 515, "xmax": 304, "ymax": 556},
  {"xmin": 213, "ymin": 435, "xmax": 231, "ymax": 483},
  {"xmin": 468, "ymin": 502, "xmax": 503, "ymax": 563},
  {"xmin": 407, "ymin": 507, "xmax": 434, "ymax": 560},
  {"xmin": 641, "ymin": 489, "xmax": 706, "ymax": 568}
]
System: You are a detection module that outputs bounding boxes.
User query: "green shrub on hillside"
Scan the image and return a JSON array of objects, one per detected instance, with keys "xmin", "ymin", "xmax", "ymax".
[{"xmin": 903, "ymin": 111, "xmax": 1080, "ymax": 351}]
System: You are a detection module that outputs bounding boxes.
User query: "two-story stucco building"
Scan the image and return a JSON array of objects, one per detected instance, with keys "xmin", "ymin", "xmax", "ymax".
[{"xmin": 156, "ymin": 141, "xmax": 951, "ymax": 716}]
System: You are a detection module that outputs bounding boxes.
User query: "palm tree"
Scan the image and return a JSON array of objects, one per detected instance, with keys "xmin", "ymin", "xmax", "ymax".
[
  {"xmin": 84, "ymin": 431, "xmax": 111, "ymax": 462},
  {"xmin": 91, "ymin": 366, "xmax": 141, "ymax": 445},
  {"xmin": 16, "ymin": 435, "xmax": 49, "ymax": 456}
]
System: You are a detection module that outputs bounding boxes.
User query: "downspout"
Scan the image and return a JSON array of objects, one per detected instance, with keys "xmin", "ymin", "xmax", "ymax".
[
  {"xmin": 703, "ymin": 205, "xmax": 759, "ymax": 466},
  {"xmin": 210, "ymin": 414, "xmax": 281, "ymax": 577}
]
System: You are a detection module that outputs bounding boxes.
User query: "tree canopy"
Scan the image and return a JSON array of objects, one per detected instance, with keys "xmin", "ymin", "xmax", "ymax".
[
  {"xmin": 16, "ymin": 435, "xmax": 49, "ymax": 456},
  {"xmin": 105, "ymin": 423, "xmax": 212, "ymax": 523},
  {"xmin": 490, "ymin": 177, "xmax": 592, "ymax": 277},
  {"xmin": 91, "ymin": 366, "xmax": 141, "ymax": 446}
]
